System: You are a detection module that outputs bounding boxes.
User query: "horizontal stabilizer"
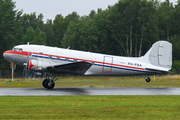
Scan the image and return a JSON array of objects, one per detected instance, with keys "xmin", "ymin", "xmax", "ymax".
[
  {"xmin": 46, "ymin": 61, "xmax": 92, "ymax": 75},
  {"xmin": 145, "ymin": 68, "xmax": 169, "ymax": 74}
]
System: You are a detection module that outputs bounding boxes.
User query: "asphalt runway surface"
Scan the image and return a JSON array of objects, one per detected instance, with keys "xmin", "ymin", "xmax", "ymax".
[{"xmin": 0, "ymin": 88, "xmax": 180, "ymax": 96}]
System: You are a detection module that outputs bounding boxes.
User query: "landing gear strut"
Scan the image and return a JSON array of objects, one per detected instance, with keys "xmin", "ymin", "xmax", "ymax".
[{"xmin": 42, "ymin": 75, "xmax": 59, "ymax": 89}]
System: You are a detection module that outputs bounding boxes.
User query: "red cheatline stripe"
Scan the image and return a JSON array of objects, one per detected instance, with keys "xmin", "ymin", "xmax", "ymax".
[
  {"xmin": 4, "ymin": 50, "xmax": 28, "ymax": 56},
  {"xmin": 5, "ymin": 50, "xmax": 145, "ymax": 71}
]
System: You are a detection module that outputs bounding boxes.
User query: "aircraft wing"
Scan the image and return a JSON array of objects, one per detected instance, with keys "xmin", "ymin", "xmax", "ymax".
[{"xmin": 46, "ymin": 61, "xmax": 92, "ymax": 75}]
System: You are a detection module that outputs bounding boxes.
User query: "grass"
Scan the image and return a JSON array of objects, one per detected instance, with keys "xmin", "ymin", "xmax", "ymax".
[
  {"xmin": 0, "ymin": 75, "xmax": 180, "ymax": 119},
  {"xmin": 0, "ymin": 96, "xmax": 180, "ymax": 119},
  {"xmin": 0, "ymin": 75, "xmax": 180, "ymax": 88}
]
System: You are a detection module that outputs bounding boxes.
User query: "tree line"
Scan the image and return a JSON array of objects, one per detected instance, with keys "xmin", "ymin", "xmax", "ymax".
[{"xmin": 0, "ymin": 0, "xmax": 180, "ymax": 77}]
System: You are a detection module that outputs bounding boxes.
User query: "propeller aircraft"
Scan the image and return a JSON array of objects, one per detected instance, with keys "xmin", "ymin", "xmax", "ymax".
[{"xmin": 3, "ymin": 41, "xmax": 172, "ymax": 89}]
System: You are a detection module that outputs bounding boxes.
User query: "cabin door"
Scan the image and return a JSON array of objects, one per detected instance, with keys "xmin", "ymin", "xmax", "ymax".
[{"xmin": 102, "ymin": 56, "xmax": 113, "ymax": 73}]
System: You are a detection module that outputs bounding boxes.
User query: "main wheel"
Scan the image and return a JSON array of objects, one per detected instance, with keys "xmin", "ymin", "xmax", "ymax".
[
  {"xmin": 42, "ymin": 79, "xmax": 55, "ymax": 89},
  {"xmin": 42, "ymin": 79, "xmax": 48, "ymax": 88},
  {"xmin": 146, "ymin": 77, "xmax": 151, "ymax": 83}
]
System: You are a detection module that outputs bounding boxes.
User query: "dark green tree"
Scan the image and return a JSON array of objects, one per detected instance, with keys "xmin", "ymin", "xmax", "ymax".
[
  {"xmin": 21, "ymin": 12, "xmax": 44, "ymax": 32},
  {"xmin": 54, "ymin": 12, "xmax": 80, "ymax": 47},
  {"xmin": 44, "ymin": 19, "xmax": 55, "ymax": 47},
  {"xmin": 158, "ymin": 0, "xmax": 174, "ymax": 40},
  {"xmin": 0, "ymin": 0, "xmax": 22, "ymax": 71},
  {"xmin": 22, "ymin": 26, "xmax": 46, "ymax": 45},
  {"xmin": 33, "ymin": 27, "xmax": 46, "ymax": 45}
]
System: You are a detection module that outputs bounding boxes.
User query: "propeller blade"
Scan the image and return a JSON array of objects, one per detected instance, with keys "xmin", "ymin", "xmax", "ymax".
[{"xmin": 24, "ymin": 51, "xmax": 30, "ymax": 79}]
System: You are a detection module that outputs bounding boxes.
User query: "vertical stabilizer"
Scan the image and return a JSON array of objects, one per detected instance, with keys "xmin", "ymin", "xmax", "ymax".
[{"xmin": 143, "ymin": 41, "xmax": 172, "ymax": 69}]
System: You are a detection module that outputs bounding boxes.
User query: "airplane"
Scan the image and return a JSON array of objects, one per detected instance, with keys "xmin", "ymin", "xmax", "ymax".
[{"xmin": 3, "ymin": 41, "xmax": 172, "ymax": 89}]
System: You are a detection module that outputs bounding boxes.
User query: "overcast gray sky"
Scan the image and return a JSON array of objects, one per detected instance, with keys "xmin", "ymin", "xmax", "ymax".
[{"xmin": 14, "ymin": 0, "xmax": 177, "ymax": 22}]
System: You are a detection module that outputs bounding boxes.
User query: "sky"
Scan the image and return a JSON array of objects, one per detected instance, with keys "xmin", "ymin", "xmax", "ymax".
[{"xmin": 14, "ymin": 0, "xmax": 177, "ymax": 22}]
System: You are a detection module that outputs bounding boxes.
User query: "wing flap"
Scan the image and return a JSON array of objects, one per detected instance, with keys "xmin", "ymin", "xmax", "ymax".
[{"xmin": 46, "ymin": 62, "xmax": 92, "ymax": 75}]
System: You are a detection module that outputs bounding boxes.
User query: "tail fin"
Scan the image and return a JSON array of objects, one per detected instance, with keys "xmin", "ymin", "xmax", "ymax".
[{"xmin": 143, "ymin": 41, "xmax": 172, "ymax": 69}]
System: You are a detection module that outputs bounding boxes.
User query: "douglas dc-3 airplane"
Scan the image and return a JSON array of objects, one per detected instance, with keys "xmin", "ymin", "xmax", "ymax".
[{"xmin": 3, "ymin": 41, "xmax": 172, "ymax": 89}]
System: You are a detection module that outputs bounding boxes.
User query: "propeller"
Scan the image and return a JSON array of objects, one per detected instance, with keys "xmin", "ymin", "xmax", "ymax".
[
  {"xmin": 23, "ymin": 51, "xmax": 30, "ymax": 79},
  {"xmin": 22, "ymin": 42, "xmax": 45, "ymax": 79},
  {"xmin": 23, "ymin": 53, "xmax": 44, "ymax": 79},
  {"xmin": 23, "ymin": 42, "xmax": 33, "ymax": 79}
]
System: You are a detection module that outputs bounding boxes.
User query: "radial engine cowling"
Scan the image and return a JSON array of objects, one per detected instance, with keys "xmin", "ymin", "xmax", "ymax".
[{"xmin": 28, "ymin": 59, "xmax": 54, "ymax": 71}]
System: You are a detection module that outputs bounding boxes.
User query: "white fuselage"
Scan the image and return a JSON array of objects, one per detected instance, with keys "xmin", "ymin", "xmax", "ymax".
[{"xmin": 3, "ymin": 44, "xmax": 170, "ymax": 76}]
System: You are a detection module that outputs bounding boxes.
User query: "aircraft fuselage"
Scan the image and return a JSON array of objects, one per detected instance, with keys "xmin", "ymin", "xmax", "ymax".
[{"xmin": 3, "ymin": 44, "xmax": 170, "ymax": 76}]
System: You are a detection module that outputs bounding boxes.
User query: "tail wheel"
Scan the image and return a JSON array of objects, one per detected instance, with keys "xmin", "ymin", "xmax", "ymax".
[
  {"xmin": 146, "ymin": 77, "xmax": 151, "ymax": 83},
  {"xmin": 42, "ymin": 79, "xmax": 55, "ymax": 89}
]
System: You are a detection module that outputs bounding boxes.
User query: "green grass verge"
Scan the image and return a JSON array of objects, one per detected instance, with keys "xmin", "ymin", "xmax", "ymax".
[
  {"xmin": 0, "ymin": 96, "xmax": 180, "ymax": 119},
  {"xmin": 0, "ymin": 75, "xmax": 180, "ymax": 88}
]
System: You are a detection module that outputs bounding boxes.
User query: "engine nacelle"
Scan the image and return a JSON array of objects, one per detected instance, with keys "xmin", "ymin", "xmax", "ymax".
[{"xmin": 28, "ymin": 59, "xmax": 54, "ymax": 71}]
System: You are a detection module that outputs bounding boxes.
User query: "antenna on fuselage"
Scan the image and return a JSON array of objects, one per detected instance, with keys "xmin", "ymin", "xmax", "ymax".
[
  {"xmin": 67, "ymin": 46, "xmax": 70, "ymax": 49},
  {"xmin": 27, "ymin": 42, "xmax": 32, "ymax": 45},
  {"xmin": 67, "ymin": 46, "xmax": 71, "ymax": 50}
]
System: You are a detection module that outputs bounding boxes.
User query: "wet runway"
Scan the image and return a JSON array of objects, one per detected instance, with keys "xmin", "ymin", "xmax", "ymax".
[{"xmin": 0, "ymin": 88, "xmax": 180, "ymax": 96}]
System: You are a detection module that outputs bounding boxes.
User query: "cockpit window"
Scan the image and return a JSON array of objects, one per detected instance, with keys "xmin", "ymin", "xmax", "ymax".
[
  {"xmin": 12, "ymin": 48, "xmax": 17, "ymax": 51},
  {"xmin": 19, "ymin": 48, "xmax": 23, "ymax": 52},
  {"xmin": 12, "ymin": 47, "xmax": 23, "ymax": 52}
]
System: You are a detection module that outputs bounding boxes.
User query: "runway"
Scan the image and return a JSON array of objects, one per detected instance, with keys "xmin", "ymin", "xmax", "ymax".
[{"xmin": 0, "ymin": 88, "xmax": 180, "ymax": 96}]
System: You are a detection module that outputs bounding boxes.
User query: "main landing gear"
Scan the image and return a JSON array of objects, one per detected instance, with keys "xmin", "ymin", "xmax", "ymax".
[
  {"xmin": 42, "ymin": 75, "xmax": 59, "ymax": 89},
  {"xmin": 42, "ymin": 79, "xmax": 55, "ymax": 89}
]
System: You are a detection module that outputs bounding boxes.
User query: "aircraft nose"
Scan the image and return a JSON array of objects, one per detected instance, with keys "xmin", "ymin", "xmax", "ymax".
[
  {"xmin": 3, "ymin": 51, "xmax": 9, "ymax": 59},
  {"xmin": 3, "ymin": 50, "xmax": 25, "ymax": 65}
]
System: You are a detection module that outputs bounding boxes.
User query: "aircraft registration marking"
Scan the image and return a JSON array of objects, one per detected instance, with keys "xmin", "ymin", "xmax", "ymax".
[{"xmin": 128, "ymin": 62, "xmax": 142, "ymax": 67}]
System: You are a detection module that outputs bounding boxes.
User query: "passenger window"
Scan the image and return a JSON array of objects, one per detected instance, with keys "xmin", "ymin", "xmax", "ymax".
[
  {"xmin": 48, "ymin": 56, "xmax": 52, "ymax": 59},
  {"xmin": 65, "ymin": 58, "xmax": 69, "ymax": 61},
  {"xmin": 74, "ymin": 59, "xmax": 78, "ymax": 62},
  {"xmin": 57, "ymin": 57, "xmax": 60, "ymax": 60}
]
